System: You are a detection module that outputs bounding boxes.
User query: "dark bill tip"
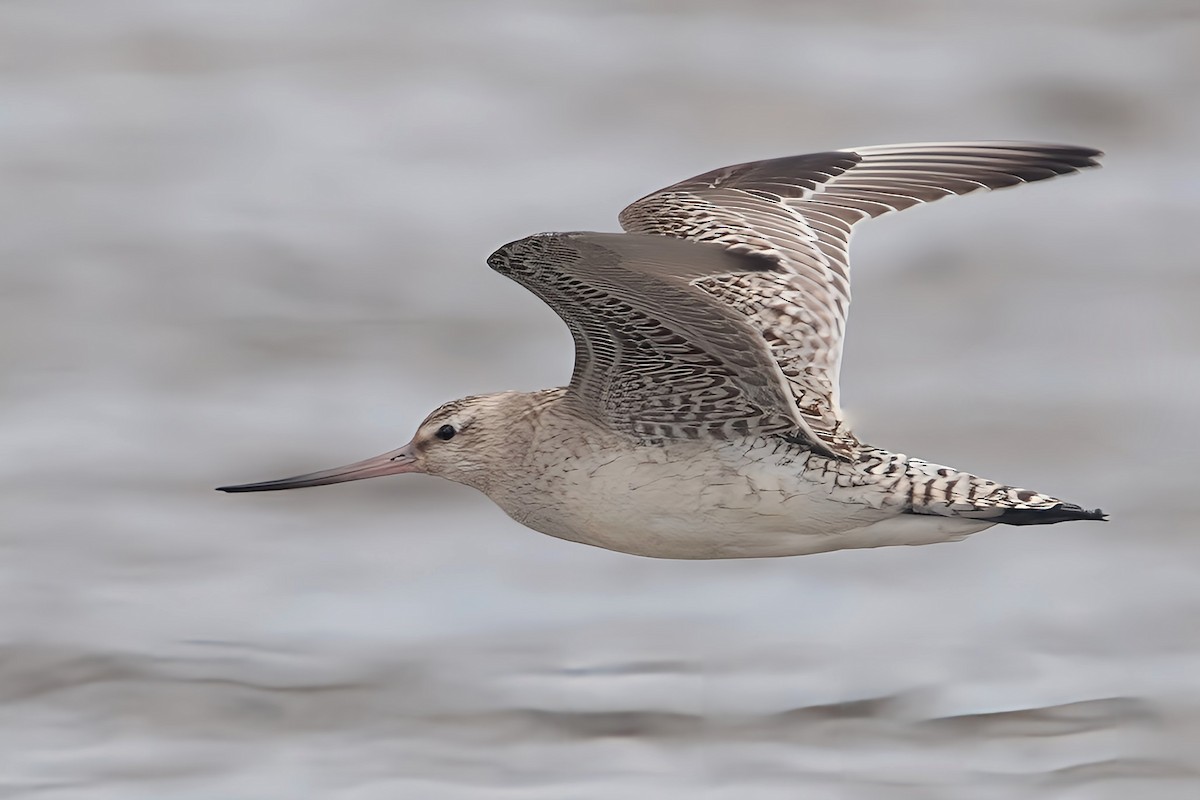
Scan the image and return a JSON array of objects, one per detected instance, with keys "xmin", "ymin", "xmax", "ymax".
[{"xmin": 216, "ymin": 479, "xmax": 313, "ymax": 493}]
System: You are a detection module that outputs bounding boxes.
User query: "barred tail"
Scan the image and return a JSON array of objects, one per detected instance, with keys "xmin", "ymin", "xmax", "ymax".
[{"xmin": 905, "ymin": 458, "xmax": 1107, "ymax": 526}]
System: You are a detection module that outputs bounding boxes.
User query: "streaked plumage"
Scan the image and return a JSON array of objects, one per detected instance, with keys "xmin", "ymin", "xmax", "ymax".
[{"xmin": 220, "ymin": 142, "xmax": 1106, "ymax": 559}]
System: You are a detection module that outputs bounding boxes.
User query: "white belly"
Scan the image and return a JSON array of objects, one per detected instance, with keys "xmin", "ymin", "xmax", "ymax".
[{"xmin": 495, "ymin": 439, "xmax": 994, "ymax": 559}]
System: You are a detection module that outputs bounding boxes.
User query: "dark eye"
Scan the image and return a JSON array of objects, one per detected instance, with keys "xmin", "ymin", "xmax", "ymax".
[{"xmin": 435, "ymin": 424, "xmax": 457, "ymax": 441}]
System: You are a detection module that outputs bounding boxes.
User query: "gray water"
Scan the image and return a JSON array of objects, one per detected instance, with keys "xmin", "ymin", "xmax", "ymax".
[{"xmin": 2, "ymin": 1, "xmax": 1199, "ymax": 797}]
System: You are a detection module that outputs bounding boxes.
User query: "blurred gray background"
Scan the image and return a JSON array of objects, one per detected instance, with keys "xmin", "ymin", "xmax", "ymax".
[{"xmin": 2, "ymin": 1, "xmax": 1198, "ymax": 797}]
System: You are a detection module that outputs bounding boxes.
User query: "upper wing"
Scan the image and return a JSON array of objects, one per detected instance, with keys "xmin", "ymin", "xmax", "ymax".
[
  {"xmin": 619, "ymin": 142, "xmax": 1102, "ymax": 457},
  {"xmin": 487, "ymin": 232, "xmax": 811, "ymax": 442}
]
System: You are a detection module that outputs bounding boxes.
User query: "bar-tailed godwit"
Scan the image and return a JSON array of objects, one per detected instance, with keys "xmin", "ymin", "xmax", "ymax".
[{"xmin": 220, "ymin": 142, "xmax": 1106, "ymax": 558}]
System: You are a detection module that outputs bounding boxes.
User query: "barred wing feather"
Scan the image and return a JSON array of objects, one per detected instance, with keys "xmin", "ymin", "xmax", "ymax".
[{"xmin": 618, "ymin": 142, "xmax": 1102, "ymax": 457}]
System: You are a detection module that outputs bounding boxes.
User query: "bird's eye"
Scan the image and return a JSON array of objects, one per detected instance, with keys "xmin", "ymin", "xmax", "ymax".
[{"xmin": 435, "ymin": 424, "xmax": 457, "ymax": 441}]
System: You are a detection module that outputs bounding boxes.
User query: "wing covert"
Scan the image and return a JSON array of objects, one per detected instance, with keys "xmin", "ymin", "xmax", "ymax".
[{"xmin": 487, "ymin": 232, "xmax": 830, "ymax": 446}]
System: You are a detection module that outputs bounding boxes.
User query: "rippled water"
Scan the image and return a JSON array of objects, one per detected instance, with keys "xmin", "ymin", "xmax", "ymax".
[{"xmin": 2, "ymin": 0, "xmax": 1199, "ymax": 796}]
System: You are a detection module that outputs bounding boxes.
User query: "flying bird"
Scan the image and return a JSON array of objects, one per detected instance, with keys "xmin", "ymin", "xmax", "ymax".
[{"xmin": 219, "ymin": 142, "xmax": 1106, "ymax": 559}]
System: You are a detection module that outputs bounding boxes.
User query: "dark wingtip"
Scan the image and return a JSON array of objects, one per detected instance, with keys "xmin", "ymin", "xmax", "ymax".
[{"xmin": 1072, "ymin": 146, "xmax": 1105, "ymax": 170}]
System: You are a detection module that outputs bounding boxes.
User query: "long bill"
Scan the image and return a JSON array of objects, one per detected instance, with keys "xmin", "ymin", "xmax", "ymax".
[{"xmin": 216, "ymin": 443, "xmax": 420, "ymax": 493}]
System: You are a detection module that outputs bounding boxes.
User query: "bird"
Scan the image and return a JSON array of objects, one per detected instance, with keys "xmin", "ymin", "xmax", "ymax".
[{"xmin": 219, "ymin": 141, "xmax": 1107, "ymax": 559}]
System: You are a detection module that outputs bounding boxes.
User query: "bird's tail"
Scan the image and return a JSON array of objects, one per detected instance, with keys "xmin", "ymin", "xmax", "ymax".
[{"xmin": 904, "ymin": 458, "xmax": 1106, "ymax": 525}]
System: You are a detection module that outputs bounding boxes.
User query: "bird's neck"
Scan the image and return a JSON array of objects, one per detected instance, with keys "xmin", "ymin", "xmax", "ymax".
[{"xmin": 452, "ymin": 387, "xmax": 570, "ymax": 495}]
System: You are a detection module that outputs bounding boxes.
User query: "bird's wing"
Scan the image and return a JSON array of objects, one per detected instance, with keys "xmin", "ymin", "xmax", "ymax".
[
  {"xmin": 488, "ymin": 232, "xmax": 812, "ymax": 443},
  {"xmin": 618, "ymin": 142, "xmax": 1102, "ymax": 457}
]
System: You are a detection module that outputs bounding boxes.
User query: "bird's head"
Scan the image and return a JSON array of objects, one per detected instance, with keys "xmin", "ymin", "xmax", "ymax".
[{"xmin": 217, "ymin": 392, "xmax": 525, "ymax": 495}]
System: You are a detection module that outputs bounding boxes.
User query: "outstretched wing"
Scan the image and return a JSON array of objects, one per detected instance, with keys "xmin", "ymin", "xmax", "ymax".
[
  {"xmin": 488, "ymin": 232, "xmax": 811, "ymax": 442},
  {"xmin": 619, "ymin": 142, "xmax": 1102, "ymax": 457}
]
